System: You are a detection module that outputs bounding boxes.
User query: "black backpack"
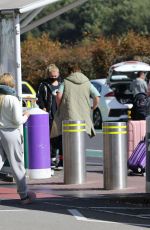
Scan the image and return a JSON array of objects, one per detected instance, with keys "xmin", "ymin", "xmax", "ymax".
[{"xmin": 132, "ymin": 93, "xmax": 148, "ymax": 120}]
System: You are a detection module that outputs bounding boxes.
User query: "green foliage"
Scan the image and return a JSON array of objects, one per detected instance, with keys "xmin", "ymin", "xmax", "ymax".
[
  {"xmin": 100, "ymin": 0, "xmax": 150, "ymax": 36},
  {"xmin": 23, "ymin": 0, "xmax": 150, "ymax": 43}
]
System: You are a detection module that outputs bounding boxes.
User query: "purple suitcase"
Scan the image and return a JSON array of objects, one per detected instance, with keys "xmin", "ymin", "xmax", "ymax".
[{"xmin": 128, "ymin": 139, "xmax": 146, "ymax": 174}]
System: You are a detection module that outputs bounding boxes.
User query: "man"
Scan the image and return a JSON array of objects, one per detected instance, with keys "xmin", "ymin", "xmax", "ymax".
[
  {"xmin": 130, "ymin": 71, "xmax": 148, "ymax": 97},
  {"xmin": 37, "ymin": 64, "xmax": 61, "ymax": 169},
  {"xmin": 130, "ymin": 71, "xmax": 148, "ymax": 120},
  {"xmin": 51, "ymin": 62, "xmax": 100, "ymax": 145}
]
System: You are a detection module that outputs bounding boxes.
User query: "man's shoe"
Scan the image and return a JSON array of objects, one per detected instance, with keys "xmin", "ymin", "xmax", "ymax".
[{"xmin": 21, "ymin": 191, "xmax": 36, "ymax": 205}]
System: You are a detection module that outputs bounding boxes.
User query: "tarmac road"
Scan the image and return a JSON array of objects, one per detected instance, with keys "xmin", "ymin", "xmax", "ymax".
[{"xmin": 0, "ymin": 196, "xmax": 150, "ymax": 230}]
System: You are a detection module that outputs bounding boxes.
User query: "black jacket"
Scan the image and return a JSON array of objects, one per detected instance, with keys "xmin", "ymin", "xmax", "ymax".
[{"xmin": 37, "ymin": 78, "xmax": 61, "ymax": 119}]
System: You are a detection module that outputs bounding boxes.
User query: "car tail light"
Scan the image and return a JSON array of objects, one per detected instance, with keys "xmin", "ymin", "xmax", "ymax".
[{"xmin": 105, "ymin": 92, "xmax": 115, "ymax": 97}]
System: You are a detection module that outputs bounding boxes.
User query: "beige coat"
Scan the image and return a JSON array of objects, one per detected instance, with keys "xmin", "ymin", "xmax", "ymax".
[{"xmin": 51, "ymin": 72, "xmax": 95, "ymax": 138}]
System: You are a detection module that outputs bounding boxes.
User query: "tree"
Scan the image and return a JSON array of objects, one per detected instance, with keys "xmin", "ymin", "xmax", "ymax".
[
  {"xmin": 23, "ymin": 0, "xmax": 150, "ymax": 43},
  {"xmin": 100, "ymin": 0, "xmax": 150, "ymax": 36}
]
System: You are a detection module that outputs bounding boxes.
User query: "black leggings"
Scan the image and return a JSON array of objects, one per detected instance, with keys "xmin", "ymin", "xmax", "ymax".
[{"xmin": 50, "ymin": 135, "xmax": 62, "ymax": 158}]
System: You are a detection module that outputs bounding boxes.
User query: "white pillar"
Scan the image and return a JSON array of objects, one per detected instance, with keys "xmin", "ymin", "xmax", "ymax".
[{"xmin": 14, "ymin": 13, "xmax": 22, "ymax": 100}]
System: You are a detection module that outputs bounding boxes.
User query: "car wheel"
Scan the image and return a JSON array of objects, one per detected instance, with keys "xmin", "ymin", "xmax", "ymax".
[{"xmin": 93, "ymin": 108, "xmax": 102, "ymax": 129}]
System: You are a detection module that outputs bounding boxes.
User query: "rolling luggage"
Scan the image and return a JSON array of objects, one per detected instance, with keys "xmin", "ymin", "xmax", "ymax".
[
  {"xmin": 128, "ymin": 139, "xmax": 146, "ymax": 175},
  {"xmin": 128, "ymin": 120, "xmax": 146, "ymax": 158}
]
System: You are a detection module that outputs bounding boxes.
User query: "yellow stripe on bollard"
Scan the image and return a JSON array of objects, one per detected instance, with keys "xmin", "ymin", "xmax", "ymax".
[
  {"xmin": 103, "ymin": 125, "xmax": 127, "ymax": 134},
  {"xmin": 63, "ymin": 124, "xmax": 86, "ymax": 127},
  {"xmin": 103, "ymin": 126, "xmax": 127, "ymax": 129},
  {"xmin": 103, "ymin": 131, "xmax": 127, "ymax": 134}
]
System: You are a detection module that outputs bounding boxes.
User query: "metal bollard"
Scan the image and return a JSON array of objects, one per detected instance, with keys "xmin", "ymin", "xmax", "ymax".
[
  {"xmin": 103, "ymin": 122, "xmax": 127, "ymax": 190},
  {"xmin": 146, "ymin": 116, "xmax": 150, "ymax": 192},
  {"xmin": 63, "ymin": 120, "xmax": 86, "ymax": 184}
]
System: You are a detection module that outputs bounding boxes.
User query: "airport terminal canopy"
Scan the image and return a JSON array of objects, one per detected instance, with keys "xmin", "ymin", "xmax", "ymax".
[
  {"xmin": 0, "ymin": 0, "xmax": 59, "ymax": 13},
  {"xmin": 0, "ymin": 0, "xmax": 87, "ymax": 98},
  {"xmin": 0, "ymin": 0, "xmax": 60, "ymax": 98}
]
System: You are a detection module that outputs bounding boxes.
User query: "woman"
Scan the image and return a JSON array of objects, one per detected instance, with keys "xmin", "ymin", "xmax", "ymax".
[
  {"xmin": 0, "ymin": 73, "xmax": 36, "ymax": 204},
  {"xmin": 37, "ymin": 64, "xmax": 62, "ymax": 169}
]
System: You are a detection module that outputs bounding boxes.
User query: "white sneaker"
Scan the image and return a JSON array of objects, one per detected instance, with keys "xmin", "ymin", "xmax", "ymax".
[{"xmin": 21, "ymin": 191, "xmax": 36, "ymax": 205}]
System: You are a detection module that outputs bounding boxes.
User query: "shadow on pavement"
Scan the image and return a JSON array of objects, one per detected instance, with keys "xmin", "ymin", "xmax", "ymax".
[{"xmin": 1, "ymin": 194, "xmax": 150, "ymax": 228}]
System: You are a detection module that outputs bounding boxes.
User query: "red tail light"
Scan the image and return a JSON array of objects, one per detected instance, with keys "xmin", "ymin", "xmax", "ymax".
[{"xmin": 105, "ymin": 92, "xmax": 115, "ymax": 97}]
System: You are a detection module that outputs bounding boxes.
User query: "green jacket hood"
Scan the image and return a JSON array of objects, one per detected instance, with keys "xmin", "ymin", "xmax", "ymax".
[{"xmin": 66, "ymin": 72, "xmax": 89, "ymax": 85}]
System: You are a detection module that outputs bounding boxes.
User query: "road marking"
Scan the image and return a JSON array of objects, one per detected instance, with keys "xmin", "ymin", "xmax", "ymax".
[
  {"xmin": 68, "ymin": 209, "xmax": 118, "ymax": 224},
  {"xmin": 138, "ymin": 214, "xmax": 150, "ymax": 218},
  {"xmin": 68, "ymin": 209, "xmax": 87, "ymax": 221},
  {"xmin": 43, "ymin": 203, "xmax": 150, "ymax": 226},
  {"xmin": 99, "ymin": 209, "xmax": 150, "ymax": 220},
  {"xmin": 44, "ymin": 201, "xmax": 150, "ymax": 212},
  {"xmin": 86, "ymin": 149, "xmax": 102, "ymax": 152},
  {"xmin": 85, "ymin": 149, "xmax": 103, "ymax": 158},
  {"xmin": 68, "ymin": 209, "xmax": 150, "ymax": 227},
  {"xmin": 91, "ymin": 206, "xmax": 150, "ymax": 210}
]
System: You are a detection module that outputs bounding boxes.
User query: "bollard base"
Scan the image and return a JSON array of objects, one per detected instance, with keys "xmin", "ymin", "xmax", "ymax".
[
  {"xmin": 104, "ymin": 186, "xmax": 127, "ymax": 190},
  {"xmin": 28, "ymin": 168, "xmax": 51, "ymax": 179},
  {"xmin": 104, "ymin": 181, "xmax": 127, "ymax": 190},
  {"xmin": 64, "ymin": 176, "xmax": 86, "ymax": 185},
  {"xmin": 146, "ymin": 182, "xmax": 150, "ymax": 193}
]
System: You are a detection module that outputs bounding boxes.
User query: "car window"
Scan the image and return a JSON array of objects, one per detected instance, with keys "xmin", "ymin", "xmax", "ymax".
[
  {"xmin": 110, "ymin": 71, "xmax": 138, "ymax": 82},
  {"xmin": 22, "ymin": 84, "xmax": 32, "ymax": 94},
  {"xmin": 111, "ymin": 75, "xmax": 129, "ymax": 80},
  {"xmin": 91, "ymin": 82, "xmax": 102, "ymax": 93}
]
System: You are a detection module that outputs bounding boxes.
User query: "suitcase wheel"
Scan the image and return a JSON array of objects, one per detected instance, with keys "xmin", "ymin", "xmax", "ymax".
[{"xmin": 137, "ymin": 167, "xmax": 142, "ymax": 173}]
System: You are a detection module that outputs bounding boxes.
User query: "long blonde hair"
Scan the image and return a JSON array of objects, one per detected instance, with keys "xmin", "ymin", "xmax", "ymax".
[
  {"xmin": 0, "ymin": 73, "xmax": 15, "ymax": 88},
  {"xmin": 0, "ymin": 73, "xmax": 15, "ymax": 110}
]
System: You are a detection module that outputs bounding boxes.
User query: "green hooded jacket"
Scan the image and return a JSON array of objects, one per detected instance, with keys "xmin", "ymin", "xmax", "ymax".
[{"xmin": 51, "ymin": 72, "xmax": 96, "ymax": 138}]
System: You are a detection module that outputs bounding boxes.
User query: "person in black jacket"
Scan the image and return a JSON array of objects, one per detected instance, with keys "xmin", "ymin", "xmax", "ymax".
[{"xmin": 37, "ymin": 64, "xmax": 62, "ymax": 169}]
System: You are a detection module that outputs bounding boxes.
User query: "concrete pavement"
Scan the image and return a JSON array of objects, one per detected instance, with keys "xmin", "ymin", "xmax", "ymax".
[
  {"xmin": 0, "ymin": 167, "xmax": 148, "ymax": 203},
  {"xmin": 0, "ymin": 129, "xmax": 148, "ymax": 205},
  {"xmin": 1, "ymin": 130, "xmax": 150, "ymax": 230}
]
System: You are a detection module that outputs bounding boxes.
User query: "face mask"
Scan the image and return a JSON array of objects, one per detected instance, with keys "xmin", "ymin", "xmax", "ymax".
[{"xmin": 49, "ymin": 77, "xmax": 59, "ymax": 83}]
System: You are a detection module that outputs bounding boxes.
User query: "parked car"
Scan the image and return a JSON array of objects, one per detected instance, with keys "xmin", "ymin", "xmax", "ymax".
[
  {"xmin": 22, "ymin": 81, "xmax": 36, "ymax": 107},
  {"xmin": 107, "ymin": 61, "xmax": 150, "ymax": 104},
  {"xmin": 91, "ymin": 79, "xmax": 129, "ymax": 129}
]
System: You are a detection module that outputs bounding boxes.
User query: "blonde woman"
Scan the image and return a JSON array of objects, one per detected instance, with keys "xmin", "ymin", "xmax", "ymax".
[
  {"xmin": 37, "ymin": 64, "xmax": 62, "ymax": 169},
  {"xmin": 0, "ymin": 73, "xmax": 36, "ymax": 204}
]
